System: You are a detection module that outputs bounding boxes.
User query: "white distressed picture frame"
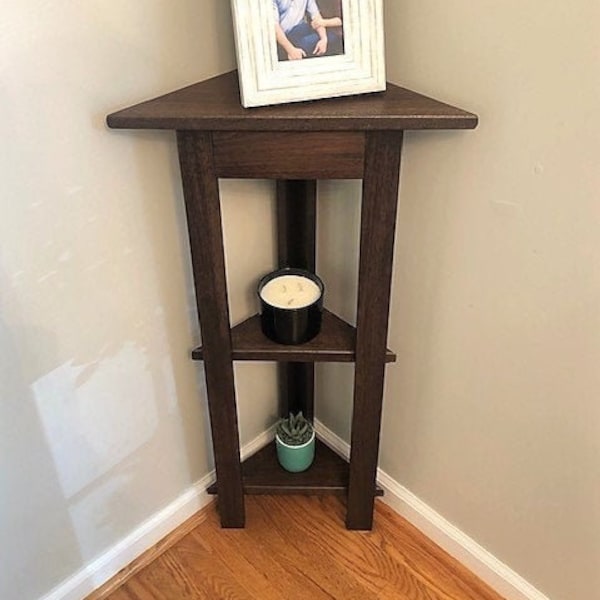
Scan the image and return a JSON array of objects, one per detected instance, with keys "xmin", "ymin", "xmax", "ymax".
[{"xmin": 230, "ymin": 0, "xmax": 386, "ymax": 107}]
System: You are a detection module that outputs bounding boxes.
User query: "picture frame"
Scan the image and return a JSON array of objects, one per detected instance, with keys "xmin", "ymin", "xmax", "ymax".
[{"xmin": 230, "ymin": 0, "xmax": 386, "ymax": 108}]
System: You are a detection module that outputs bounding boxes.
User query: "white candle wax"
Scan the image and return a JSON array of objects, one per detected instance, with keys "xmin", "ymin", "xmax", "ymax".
[{"xmin": 260, "ymin": 274, "xmax": 321, "ymax": 309}]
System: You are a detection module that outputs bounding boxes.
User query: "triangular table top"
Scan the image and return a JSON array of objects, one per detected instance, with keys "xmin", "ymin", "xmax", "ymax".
[{"xmin": 107, "ymin": 70, "xmax": 477, "ymax": 132}]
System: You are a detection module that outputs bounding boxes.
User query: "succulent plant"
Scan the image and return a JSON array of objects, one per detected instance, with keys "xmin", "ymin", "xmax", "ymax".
[{"xmin": 276, "ymin": 412, "xmax": 314, "ymax": 446}]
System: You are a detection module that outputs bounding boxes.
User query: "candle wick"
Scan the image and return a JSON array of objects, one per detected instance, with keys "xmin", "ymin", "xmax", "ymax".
[
  {"xmin": 298, "ymin": 283, "xmax": 303, "ymax": 292},
  {"xmin": 287, "ymin": 298, "xmax": 295, "ymax": 306},
  {"xmin": 282, "ymin": 285, "xmax": 287, "ymax": 293}
]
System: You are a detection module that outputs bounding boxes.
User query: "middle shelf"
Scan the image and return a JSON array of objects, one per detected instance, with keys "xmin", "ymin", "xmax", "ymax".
[{"xmin": 192, "ymin": 308, "xmax": 397, "ymax": 363}]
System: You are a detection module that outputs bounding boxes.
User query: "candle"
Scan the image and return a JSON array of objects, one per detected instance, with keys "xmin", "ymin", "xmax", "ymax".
[
  {"xmin": 258, "ymin": 268, "xmax": 324, "ymax": 345},
  {"xmin": 259, "ymin": 274, "xmax": 321, "ymax": 309}
]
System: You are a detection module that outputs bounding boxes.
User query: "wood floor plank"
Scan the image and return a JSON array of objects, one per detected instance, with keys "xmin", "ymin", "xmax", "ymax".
[
  {"xmin": 271, "ymin": 495, "xmax": 450, "ymax": 600},
  {"xmin": 90, "ymin": 496, "xmax": 506, "ymax": 600},
  {"xmin": 168, "ymin": 536, "xmax": 256, "ymax": 599},
  {"xmin": 257, "ymin": 496, "xmax": 383, "ymax": 596},
  {"xmin": 86, "ymin": 505, "xmax": 213, "ymax": 600},
  {"xmin": 250, "ymin": 496, "xmax": 377, "ymax": 600},
  {"xmin": 374, "ymin": 502, "xmax": 503, "ymax": 600},
  {"xmin": 196, "ymin": 508, "xmax": 329, "ymax": 600},
  {"xmin": 120, "ymin": 552, "xmax": 209, "ymax": 600},
  {"xmin": 235, "ymin": 496, "xmax": 353, "ymax": 599},
  {"xmin": 190, "ymin": 528, "xmax": 283, "ymax": 600}
]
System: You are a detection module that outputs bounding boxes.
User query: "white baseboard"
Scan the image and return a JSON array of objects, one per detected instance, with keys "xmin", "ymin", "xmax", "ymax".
[
  {"xmin": 43, "ymin": 422, "xmax": 548, "ymax": 600},
  {"xmin": 314, "ymin": 420, "xmax": 550, "ymax": 600},
  {"xmin": 40, "ymin": 474, "xmax": 215, "ymax": 600},
  {"xmin": 40, "ymin": 426, "xmax": 276, "ymax": 600}
]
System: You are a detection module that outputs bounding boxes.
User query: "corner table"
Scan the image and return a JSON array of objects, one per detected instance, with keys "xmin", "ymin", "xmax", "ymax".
[{"xmin": 107, "ymin": 71, "xmax": 477, "ymax": 529}]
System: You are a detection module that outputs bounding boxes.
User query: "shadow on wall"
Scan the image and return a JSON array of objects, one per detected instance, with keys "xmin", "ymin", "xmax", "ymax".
[
  {"xmin": 0, "ymin": 3, "xmax": 239, "ymax": 597},
  {"xmin": 0, "ymin": 228, "xmax": 200, "ymax": 600},
  {"xmin": 315, "ymin": 180, "xmax": 362, "ymax": 440},
  {"xmin": 0, "ymin": 259, "xmax": 164, "ymax": 599},
  {"xmin": 131, "ymin": 0, "xmax": 238, "ymax": 461},
  {"xmin": 0, "ymin": 269, "xmax": 81, "ymax": 599},
  {"xmin": 125, "ymin": 129, "xmax": 215, "ymax": 472}
]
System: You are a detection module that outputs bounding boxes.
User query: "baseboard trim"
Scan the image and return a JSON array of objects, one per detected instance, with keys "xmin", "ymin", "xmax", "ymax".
[
  {"xmin": 314, "ymin": 420, "xmax": 550, "ymax": 600},
  {"xmin": 41, "ymin": 426, "xmax": 276, "ymax": 600},
  {"xmin": 41, "ymin": 474, "xmax": 215, "ymax": 600},
  {"xmin": 42, "ymin": 423, "xmax": 548, "ymax": 600}
]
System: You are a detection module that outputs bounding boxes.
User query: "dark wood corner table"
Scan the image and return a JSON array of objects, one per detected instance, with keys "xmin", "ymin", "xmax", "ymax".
[{"xmin": 107, "ymin": 70, "xmax": 477, "ymax": 530}]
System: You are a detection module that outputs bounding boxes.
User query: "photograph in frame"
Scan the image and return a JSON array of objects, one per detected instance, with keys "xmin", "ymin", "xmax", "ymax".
[{"xmin": 230, "ymin": 0, "xmax": 386, "ymax": 108}]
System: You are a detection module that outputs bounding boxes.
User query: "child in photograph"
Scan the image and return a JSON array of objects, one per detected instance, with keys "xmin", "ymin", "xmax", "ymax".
[{"xmin": 274, "ymin": 0, "xmax": 343, "ymax": 61}]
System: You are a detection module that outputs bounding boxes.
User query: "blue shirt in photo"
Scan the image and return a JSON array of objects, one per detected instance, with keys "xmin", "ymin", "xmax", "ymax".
[{"xmin": 273, "ymin": 0, "xmax": 320, "ymax": 34}]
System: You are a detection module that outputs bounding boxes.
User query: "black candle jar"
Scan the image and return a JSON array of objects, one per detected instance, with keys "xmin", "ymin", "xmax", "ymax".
[{"xmin": 258, "ymin": 268, "xmax": 324, "ymax": 345}]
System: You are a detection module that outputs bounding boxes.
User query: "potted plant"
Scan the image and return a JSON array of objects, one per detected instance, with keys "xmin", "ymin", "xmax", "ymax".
[{"xmin": 275, "ymin": 412, "xmax": 316, "ymax": 473}]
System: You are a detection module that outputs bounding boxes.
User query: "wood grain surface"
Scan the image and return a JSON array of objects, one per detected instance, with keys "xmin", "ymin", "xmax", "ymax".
[
  {"xmin": 191, "ymin": 309, "xmax": 396, "ymax": 363},
  {"xmin": 347, "ymin": 131, "xmax": 403, "ymax": 530},
  {"xmin": 206, "ymin": 440, "xmax": 384, "ymax": 497},
  {"xmin": 177, "ymin": 130, "xmax": 244, "ymax": 528},
  {"xmin": 89, "ymin": 496, "xmax": 505, "ymax": 600},
  {"xmin": 108, "ymin": 70, "xmax": 478, "ymax": 532},
  {"xmin": 106, "ymin": 70, "xmax": 478, "ymax": 132},
  {"xmin": 277, "ymin": 180, "xmax": 317, "ymax": 421},
  {"xmin": 212, "ymin": 132, "xmax": 365, "ymax": 179}
]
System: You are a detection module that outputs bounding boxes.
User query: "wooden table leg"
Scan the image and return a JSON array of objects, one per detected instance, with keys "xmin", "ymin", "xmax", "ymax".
[
  {"xmin": 276, "ymin": 180, "xmax": 317, "ymax": 421},
  {"xmin": 177, "ymin": 131, "xmax": 245, "ymax": 528},
  {"xmin": 346, "ymin": 131, "xmax": 403, "ymax": 530}
]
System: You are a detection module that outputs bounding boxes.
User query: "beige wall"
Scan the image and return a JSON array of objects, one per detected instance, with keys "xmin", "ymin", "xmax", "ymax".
[
  {"xmin": 0, "ymin": 3, "xmax": 277, "ymax": 599},
  {"xmin": 320, "ymin": 3, "xmax": 600, "ymax": 599},
  {"xmin": 384, "ymin": 4, "xmax": 600, "ymax": 599},
  {"xmin": 1, "ymin": 2, "xmax": 598, "ymax": 600}
]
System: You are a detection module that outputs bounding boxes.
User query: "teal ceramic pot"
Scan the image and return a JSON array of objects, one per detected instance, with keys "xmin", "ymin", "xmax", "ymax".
[{"xmin": 275, "ymin": 431, "xmax": 316, "ymax": 473}]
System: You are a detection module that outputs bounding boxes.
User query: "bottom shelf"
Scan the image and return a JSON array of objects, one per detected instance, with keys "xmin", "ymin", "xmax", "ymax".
[{"xmin": 207, "ymin": 439, "xmax": 384, "ymax": 497}]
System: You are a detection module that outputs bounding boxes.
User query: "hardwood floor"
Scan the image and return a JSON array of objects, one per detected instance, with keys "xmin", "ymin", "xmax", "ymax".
[{"xmin": 88, "ymin": 496, "xmax": 505, "ymax": 600}]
